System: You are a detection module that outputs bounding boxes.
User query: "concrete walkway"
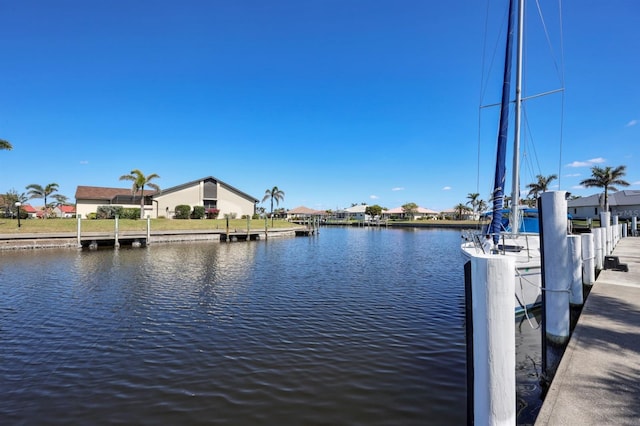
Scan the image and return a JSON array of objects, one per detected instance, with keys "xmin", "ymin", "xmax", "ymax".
[{"xmin": 536, "ymin": 236, "xmax": 640, "ymax": 425}]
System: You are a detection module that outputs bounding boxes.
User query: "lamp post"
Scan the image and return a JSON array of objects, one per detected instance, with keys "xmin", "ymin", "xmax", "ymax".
[{"xmin": 15, "ymin": 201, "xmax": 21, "ymax": 228}]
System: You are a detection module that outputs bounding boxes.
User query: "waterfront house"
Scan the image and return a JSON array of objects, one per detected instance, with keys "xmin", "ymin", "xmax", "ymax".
[
  {"xmin": 21, "ymin": 204, "xmax": 39, "ymax": 219},
  {"xmin": 344, "ymin": 204, "xmax": 369, "ymax": 222},
  {"xmin": 286, "ymin": 206, "xmax": 327, "ymax": 221},
  {"xmin": 567, "ymin": 190, "xmax": 640, "ymax": 220},
  {"xmin": 53, "ymin": 205, "xmax": 76, "ymax": 218},
  {"xmin": 75, "ymin": 176, "xmax": 259, "ymax": 219},
  {"xmin": 382, "ymin": 206, "xmax": 439, "ymax": 220}
]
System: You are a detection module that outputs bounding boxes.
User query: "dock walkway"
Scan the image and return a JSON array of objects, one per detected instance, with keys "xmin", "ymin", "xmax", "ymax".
[{"xmin": 536, "ymin": 236, "xmax": 640, "ymax": 425}]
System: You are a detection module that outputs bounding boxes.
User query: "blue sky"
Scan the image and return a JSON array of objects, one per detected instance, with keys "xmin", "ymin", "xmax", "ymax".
[{"xmin": 1, "ymin": 0, "xmax": 638, "ymax": 211}]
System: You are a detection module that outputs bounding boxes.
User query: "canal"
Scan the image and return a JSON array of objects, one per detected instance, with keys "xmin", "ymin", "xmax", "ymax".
[{"xmin": 0, "ymin": 227, "xmax": 542, "ymax": 425}]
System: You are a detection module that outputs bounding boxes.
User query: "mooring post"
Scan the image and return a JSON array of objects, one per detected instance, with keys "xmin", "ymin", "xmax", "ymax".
[
  {"xmin": 77, "ymin": 217, "xmax": 82, "ymax": 248},
  {"xmin": 600, "ymin": 212, "xmax": 611, "ymax": 255},
  {"xmin": 226, "ymin": 217, "xmax": 230, "ymax": 242},
  {"xmin": 612, "ymin": 215, "xmax": 619, "ymax": 247},
  {"xmin": 568, "ymin": 235, "xmax": 583, "ymax": 306},
  {"xmin": 264, "ymin": 216, "xmax": 268, "ymax": 240},
  {"xmin": 247, "ymin": 216, "xmax": 250, "ymax": 239},
  {"xmin": 147, "ymin": 216, "xmax": 151, "ymax": 245},
  {"xmin": 581, "ymin": 233, "xmax": 595, "ymax": 286},
  {"xmin": 540, "ymin": 191, "xmax": 570, "ymax": 345},
  {"xmin": 633, "ymin": 216, "xmax": 638, "ymax": 236},
  {"xmin": 593, "ymin": 227, "xmax": 603, "ymax": 270},
  {"xmin": 467, "ymin": 254, "xmax": 515, "ymax": 425},
  {"xmin": 114, "ymin": 215, "xmax": 120, "ymax": 249}
]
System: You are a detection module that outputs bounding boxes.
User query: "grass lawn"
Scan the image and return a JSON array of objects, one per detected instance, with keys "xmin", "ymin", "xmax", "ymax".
[{"xmin": 0, "ymin": 218, "xmax": 299, "ymax": 234}]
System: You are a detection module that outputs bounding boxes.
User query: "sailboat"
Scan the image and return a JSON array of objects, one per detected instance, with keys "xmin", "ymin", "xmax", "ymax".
[{"xmin": 461, "ymin": 0, "xmax": 563, "ymax": 316}]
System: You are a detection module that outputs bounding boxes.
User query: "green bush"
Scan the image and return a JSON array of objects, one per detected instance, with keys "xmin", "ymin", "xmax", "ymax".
[
  {"xmin": 252, "ymin": 213, "xmax": 260, "ymax": 220},
  {"xmin": 192, "ymin": 206, "xmax": 205, "ymax": 219},
  {"xmin": 175, "ymin": 204, "xmax": 192, "ymax": 219},
  {"xmin": 97, "ymin": 206, "xmax": 123, "ymax": 219},
  {"xmin": 120, "ymin": 208, "xmax": 140, "ymax": 220}
]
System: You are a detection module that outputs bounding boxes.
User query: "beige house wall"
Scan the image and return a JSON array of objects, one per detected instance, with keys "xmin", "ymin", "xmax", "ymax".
[
  {"xmin": 217, "ymin": 184, "xmax": 255, "ymax": 218},
  {"xmin": 154, "ymin": 185, "xmax": 202, "ymax": 218},
  {"xmin": 151, "ymin": 180, "xmax": 256, "ymax": 219}
]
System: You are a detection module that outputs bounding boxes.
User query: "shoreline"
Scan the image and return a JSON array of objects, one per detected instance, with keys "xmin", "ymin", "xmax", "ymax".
[{"xmin": 0, "ymin": 222, "xmax": 479, "ymax": 251}]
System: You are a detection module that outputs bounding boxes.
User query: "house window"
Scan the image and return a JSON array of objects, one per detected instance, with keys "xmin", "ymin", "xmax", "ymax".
[
  {"xmin": 204, "ymin": 200, "xmax": 217, "ymax": 209},
  {"xmin": 594, "ymin": 207, "xmax": 598, "ymax": 215},
  {"xmin": 574, "ymin": 208, "xmax": 577, "ymax": 215}
]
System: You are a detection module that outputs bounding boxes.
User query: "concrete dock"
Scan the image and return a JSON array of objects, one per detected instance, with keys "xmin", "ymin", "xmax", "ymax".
[{"xmin": 536, "ymin": 236, "xmax": 640, "ymax": 425}]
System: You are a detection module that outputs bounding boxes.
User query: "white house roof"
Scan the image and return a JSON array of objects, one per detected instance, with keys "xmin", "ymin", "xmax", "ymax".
[
  {"xmin": 383, "ymin": 206, "xmax": 439, "ymax": 214},
  {"xmin": 345, "ymin": 204, "xmax": 367, "ymax": 213}
]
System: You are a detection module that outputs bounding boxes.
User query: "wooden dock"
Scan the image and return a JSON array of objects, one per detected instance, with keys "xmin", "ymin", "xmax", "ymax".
[
  {"xmin": 535, "ymin": 236, "xmax": 640, "ymax": 425},
  {"xmin": 0, "ymin": 227, "xmax": 308, "ymax": 250}
]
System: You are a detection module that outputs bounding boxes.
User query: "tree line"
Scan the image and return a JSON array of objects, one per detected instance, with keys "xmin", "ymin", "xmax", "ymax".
[{"xmin": 459, "ymin": 165, "xmax": 629, "ymax": 219}]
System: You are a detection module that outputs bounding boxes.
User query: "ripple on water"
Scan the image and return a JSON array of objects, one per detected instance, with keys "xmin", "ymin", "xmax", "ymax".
[{"xmin": 0, "ymin": 229, "xmax": 473, "ymax": 425}]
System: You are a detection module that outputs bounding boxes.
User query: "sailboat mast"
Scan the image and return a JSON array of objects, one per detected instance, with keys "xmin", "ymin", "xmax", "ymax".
[
  {"xmin": 488, "ymin": 0, "xmax": 516, "ymax": 241},
  {"xmin": 510, "ymin": 0, "xmax": 524, "ymax": 232}
]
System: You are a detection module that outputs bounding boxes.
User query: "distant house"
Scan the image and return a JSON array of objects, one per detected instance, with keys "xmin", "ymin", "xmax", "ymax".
[
  {"xmin": 286, "ymin": 206, "xmax": 327, "ymax": 221},
  {"xmin": 382, "ymin": 206, "xmax": 439, "ymax": 220},
  {"xmin": 344, "ymin": 204, "xmax": 368, "ymax": 221},
  {"xmin": 567, "ymin": 190, "xmax": 640, "ymax": 220},
  {"xmin": 75, "ymin": 176, "xmax": 258, "ymax": 219},
  {"xmin": 54, "ymin": 205, "xmax": 76, "ymax": 218},
  {"xmin": 21, "ymin": 204, "xmax": 39, "ymax": 219}
]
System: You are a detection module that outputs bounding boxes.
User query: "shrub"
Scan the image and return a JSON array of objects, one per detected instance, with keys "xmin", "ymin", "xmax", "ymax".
[
  {"xmin": 174, "ymin": 204, "xmax": 192, "ymax": 219},
  {"xmin": 206, "ymin": 208, "xmax": 220, "ymax": 219},
  {"xmin": 87, "ymin": 212, "xmax": 97, "ymax": 220},
  {"xmin": 223, "ymin": 212, "xmax": 237, "ymax": 219},
  {"xmin": 97, "ymin": 205, "xmax": 124, "ymax": 219},
  {"xmin": 191, "ymin": 205, "xmax": 205, "ymax": 219},
  {"xmin": 120, "ymin": 208, "xmax": 140, "ymax": 220}
]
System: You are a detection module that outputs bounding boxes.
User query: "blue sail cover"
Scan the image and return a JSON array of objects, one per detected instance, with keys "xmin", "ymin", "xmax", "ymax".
[{"xmin": 489, "ymin": 0, "xmax": 516, "ymax": 244}]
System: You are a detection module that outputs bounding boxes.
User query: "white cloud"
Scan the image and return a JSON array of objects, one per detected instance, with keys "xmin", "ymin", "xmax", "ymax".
[
  {"xmin": 566, "ymin": 157, "xmax": 606, "ymax": 168},
  {"xmin": 632, "ymin": 181, "xmax": 640, "ymax": 186},
  {"xmin": 564, "ymin": 173, "xmax": 581, "ymax": 177},
  {"xmin": 571, "ymin": 185, "xmax": 585, "ymax": 190},
  {"xmin": 391, "ymin": 187, "xmax": 404, "ymax": 191},
  {"xmin": 80, "ymin": 160, "xmax": 89, "ymax": 164},
  {"xmin": 626, "ymin": 119, "xmax": 638, "ymax": 127},
  {"xmin": 369, "ymin": 195, "xmax": 379, "ymax": 199},
  {"xmin": 442, "ymin": 186, "xmax": 452, "ymax": 191}
]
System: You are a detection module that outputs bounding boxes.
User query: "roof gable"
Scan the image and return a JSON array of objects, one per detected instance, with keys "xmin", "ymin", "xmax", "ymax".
[{"xmin": 157, "ymin": 176, "xmax": 259, "ymax": 203}]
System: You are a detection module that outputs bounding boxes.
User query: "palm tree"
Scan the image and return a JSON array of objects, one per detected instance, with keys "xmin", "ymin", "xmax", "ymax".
[
  {"xmin": 580, "ymin": 165, "xmax": 629, "ymax": 212},
  {"xmin": 119, "ymin": 169, "xmax": 161, "ymax": 219},
  {"xmin": 526, "ymin": 174, "xmax": 558, "ymax": 205},
  {"xmin": 466, "ymin": 192, "xmax": 479, "ymax": 211},
  {"xmin": 26, "ymin": 183, "xmax": 59, "ymax": 218},
  {"xmin": 454, "ymin": 203, "xmax": 472, "ymax": 220},
  {"xmin": 477, "ymin": 199, "xmax": 488, "ymax": 216},
  {"xmin": 262, "ymin": 186, "xmax": 285, "ymax": 226},
  {"xmin": 52, "ymin": 194, "xmax": 69, "ymax": 206},
  {"xmin": 0, "ymin": 138, "xmax": 13, "ymax": 151}
]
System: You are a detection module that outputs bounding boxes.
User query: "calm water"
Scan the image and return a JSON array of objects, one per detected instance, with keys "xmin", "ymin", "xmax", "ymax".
[{"xmin": 0, "ymin": 227, "xmax": 542, "ymax": 425}]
